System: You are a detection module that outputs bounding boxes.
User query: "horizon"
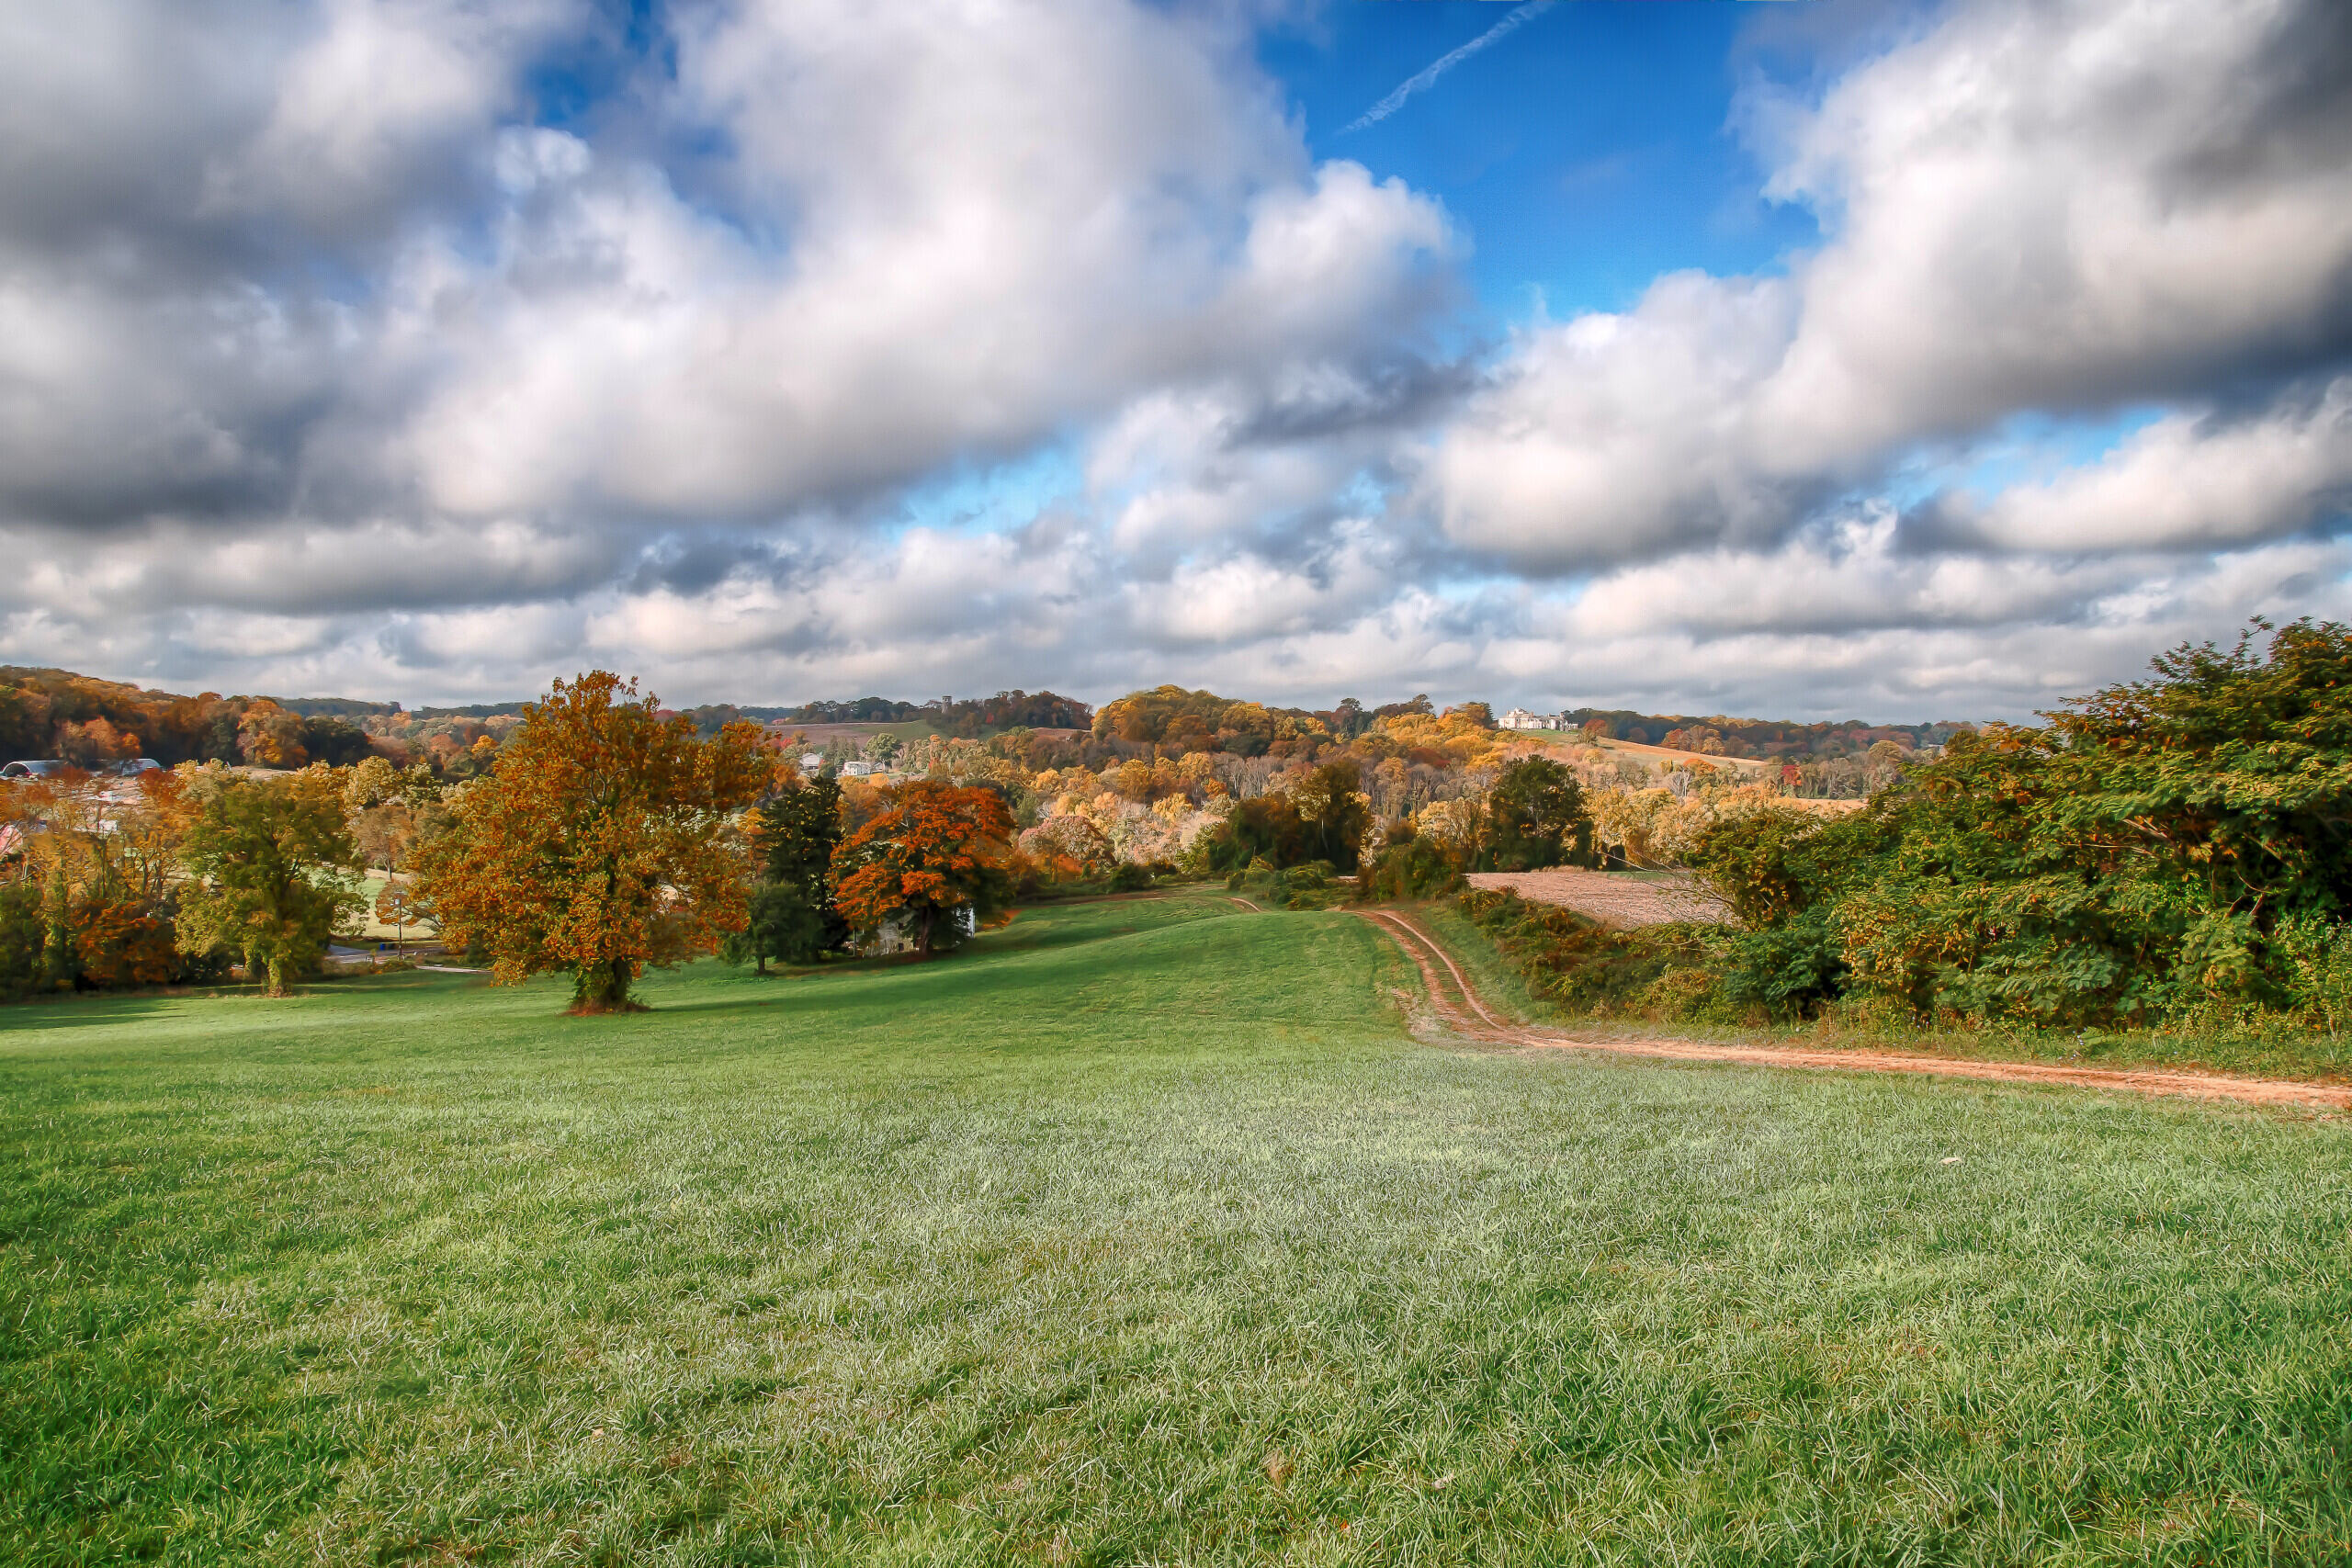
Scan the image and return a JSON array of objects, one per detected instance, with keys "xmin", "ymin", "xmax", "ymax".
[{"xmin": 5, "ymin": 0, "xmax": 2347, "ymax": 722}]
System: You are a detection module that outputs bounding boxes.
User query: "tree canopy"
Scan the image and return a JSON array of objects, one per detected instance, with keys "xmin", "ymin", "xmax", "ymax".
[
  {"xmin": 175, "ymin": 766, "xmax": 366, "ymax": 997},
  {"xmin": 1479, "ymin": 757, "xmax": 1591, "ymax": 872},
  {"xmin": 411, "ymin": 672, "xmax": 774, "ymax": 1011},
  {"xmin": 832, "ymin": 782, "xmax": 1017, "ymax": 958},
  {"xmin": 1690, "ymin": 619, "xmax": 2352, "ymax": 1025}
]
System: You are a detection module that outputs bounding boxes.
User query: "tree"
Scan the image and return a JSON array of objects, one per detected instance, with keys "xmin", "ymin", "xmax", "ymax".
[
  {"xmin": 409, "ymin": 672, "xmax": 775, "ymax": 1012},
  {"xmin": 722, "ymin": 881, "xmax": 831, "ymax": 974},
  {"xmin": 235, "ymin": 700, "xmax": 310, "ymax": 768},
  {"xmin": 1690, "ymin": 620, "xmax": 2352, "ymax": 1026},
  {"xmin": 1288, "ymin": 761, "xmax": 1374, "ymax": 872},
  {"xmin": 176, "ymin": 766, "xmax": 366, "ymax": 997},
  {"xmin": 832, "ymin": 781, "xmax": 1017, "ymax": 957},
  {"xmin": 1481, "ymin": 757, "xmax": 1590, "ymax": 872},
  {"xmin": 740, "ymin": 773, "xmax": 850, "ymax": 962}
]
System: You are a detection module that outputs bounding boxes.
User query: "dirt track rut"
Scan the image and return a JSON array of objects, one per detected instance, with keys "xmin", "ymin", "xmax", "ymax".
[{"xmin": 1338, "ymin": 906, "xmax": 2352, "ymax": 1111}]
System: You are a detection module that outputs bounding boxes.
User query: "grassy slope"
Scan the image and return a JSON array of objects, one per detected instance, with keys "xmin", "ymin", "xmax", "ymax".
[{"xmin": 1, "ymin": 892, "xmax": 2347, "ymax": 1565}]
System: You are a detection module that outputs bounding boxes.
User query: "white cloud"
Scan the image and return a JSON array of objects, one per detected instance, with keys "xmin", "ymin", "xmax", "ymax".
[
  {"xmin": 393, "ymin": 2, "xmax": 1452, "ymax": 520},
  {"xmin": 203, "ymin": 0, "xmax": 580, "ymax": 231},
  {"xmin": 1429, "ymin": 0, "xmax": 2352, "ymax": 571},
  {"xmin": 1924, "ymin": 377, "xmax": 2352, "ymax": 553},
  {"xmin": 1427, "ymin": 272, "xmax": 1804, "ymax": 568},
  {"xmin": 3, "ymin": 0, "xmax": 2348, "ymax": 726}
]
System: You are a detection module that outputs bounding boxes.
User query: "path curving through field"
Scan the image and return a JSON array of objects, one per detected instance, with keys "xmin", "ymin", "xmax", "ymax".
[{"xmin": 1345, "ymin": 905, "xmax": 2352, "ymax": 1111}]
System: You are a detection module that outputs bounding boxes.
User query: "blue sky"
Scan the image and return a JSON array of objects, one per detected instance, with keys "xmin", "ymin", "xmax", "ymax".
[
  {"xmin": 1268, "ymin": 2, "xmax": 1821, "ymax": 321},
  {"xmin": 1, "ymin": 0, "xmax": 2347, "ymax": 719}
]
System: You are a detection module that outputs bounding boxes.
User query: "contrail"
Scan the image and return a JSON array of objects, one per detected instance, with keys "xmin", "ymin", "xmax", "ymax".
[{"xmin": 1342, "ymin": 0, "xmax": 1557, "ymax": 134}]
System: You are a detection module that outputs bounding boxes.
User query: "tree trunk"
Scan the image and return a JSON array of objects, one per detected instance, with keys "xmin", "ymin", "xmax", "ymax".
[
  {"xmin": 914, "ymin": 906, "xmax": 934, "ymax": 959},
  {"xmin": 266, "ymin": 955, "xmax": 290, "ymax": 998},
  {"xmin": 571, "ymin": 956, "xmax": 638, "ymax": 1013}
]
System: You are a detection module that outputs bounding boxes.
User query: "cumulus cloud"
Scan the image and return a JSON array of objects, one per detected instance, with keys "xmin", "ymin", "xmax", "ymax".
[
  {"xmin": 1913, "ymin": 377, "xmax": 2352, "ymax": 554},
  {"xmin": 1430, "ymin": 0, "xmax": 2352, "ymax": 571},
  {"xmin": 3, "ymin": 0, "xmax": 1453, "ymax": 532},
  {"xmin": 4, "ymin": 0, "xmax": 2349, "ymax": 724}
]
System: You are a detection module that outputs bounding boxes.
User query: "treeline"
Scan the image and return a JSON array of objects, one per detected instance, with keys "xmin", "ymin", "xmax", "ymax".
[
  {"xmin": 766, "ymin": 690, "xmax": 1092, "ymax": 736},
  {"xmin": 1091, "ymin": 686, "xmax": 1444, "ymax": 756},
  {"xmin": 1476, "ymin": 621, "xmax": 2352, "ymax": 1035},
  {"xmin": 2, "ymin": 766, "xmax": 356, "ymax": 998},
  {"xmin": 1560, "ymin": 707, "xmax": 1968, "ymax": 761},
  {"xmin": 1, "ymin": 668, "xmax": 376, "ymax": 769}
]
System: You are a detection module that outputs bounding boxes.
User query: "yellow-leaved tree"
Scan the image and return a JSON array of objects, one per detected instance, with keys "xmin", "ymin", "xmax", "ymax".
[
  {"xmin": 410, "ymin": 672, "xmax": 774, "ymax": 1012},
  {"xmin": 176, "ymin": 765, "xmax": 366, "ymax": 997}
]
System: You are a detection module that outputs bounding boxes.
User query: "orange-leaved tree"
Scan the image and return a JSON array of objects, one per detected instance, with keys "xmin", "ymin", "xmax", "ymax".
[
  {"xmin": 411, "ymin": 672, "xmax": 774, "ymax": 1011},
  {"xmin": 832, "ymin": 781, "xmax": 1017, "ymax": 958}
]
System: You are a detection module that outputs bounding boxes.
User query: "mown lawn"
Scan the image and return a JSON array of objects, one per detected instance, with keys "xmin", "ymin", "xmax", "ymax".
[{"xmin": 3, "ymin": 892, "xmax": 2348, "ymax": 1564}]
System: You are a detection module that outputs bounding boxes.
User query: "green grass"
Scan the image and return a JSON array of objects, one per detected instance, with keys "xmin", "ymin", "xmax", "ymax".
[{"xmin": 4, "ymin": 891, "xmax": 2349, "ymax": 1564}]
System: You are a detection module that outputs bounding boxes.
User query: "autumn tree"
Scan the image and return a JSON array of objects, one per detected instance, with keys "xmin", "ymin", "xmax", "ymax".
[
  {"xmin": 176, "ymin": 765, "xmax": 366, "ymax": 997},
  {"xmin": 235, "ymin": 700, "xmax": 310, "ymax": 768},
  {"xmin": 831, "ymin": 781, "xmax": 1017, "ymax": 958},
  {"xmin": 409, "ymin": 672, "xmax": 774, "ymax": 1011}
]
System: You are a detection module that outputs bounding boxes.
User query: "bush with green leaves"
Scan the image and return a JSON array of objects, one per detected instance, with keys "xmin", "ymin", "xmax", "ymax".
[
  {"xmin": 0, "ymin": 884, "xmax": 40, "ymax": 1000},
  {"xmin": 1476, "ymin": 757, "xmax": 1593, "ymax": 872},
  {"xmin": 1457, "ymin": 888, "xmax": 1711, "ymax": 1016},
  {"xmin": 1358, "ymin": 829, "xmax": 1465, "ymax": 901},
  {"xmin": 1687, "ymin": 619, "xmax": 2352, "ymax": 1028}
]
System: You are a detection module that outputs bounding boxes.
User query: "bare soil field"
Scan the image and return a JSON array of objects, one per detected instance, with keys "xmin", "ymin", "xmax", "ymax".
[
  {"xmin": 1466, "ymin": 869, "xmax": 1729, "ymax": 928},
  {"xmin": 1542, "ymin": 737, "xmax": 1774, "ymax": 773}
]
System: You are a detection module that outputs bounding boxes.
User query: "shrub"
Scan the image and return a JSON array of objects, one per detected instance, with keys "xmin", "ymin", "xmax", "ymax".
[
  {"xmin": 1458, "ymin": 889, "xmax": 1710, "ymax": 1016},
  {"xmin": 0, "ymin": 884, "xmax": 39, "ymax": 999},
  {"xmin": 1359, "ymin": 835, "xmax": 1465, "ymax": 901}
]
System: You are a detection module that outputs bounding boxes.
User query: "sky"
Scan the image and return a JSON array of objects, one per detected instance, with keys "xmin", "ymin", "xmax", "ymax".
[{"xmin": 4, "ymin": 0, "xmax": 2349, "ymax": 720}]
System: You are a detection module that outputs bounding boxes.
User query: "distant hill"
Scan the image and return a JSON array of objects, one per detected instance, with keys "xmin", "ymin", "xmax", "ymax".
[
  {"xmin": 733, "ymin": 690, "xmax": 1092, "ymax": 739},
  {"xmin": 278, "ymin": 696, "xmax": 403, "ymax": 717},
  {"xmin": 0, "ymin": 667, "xmax": 374, "ymax": 767}
]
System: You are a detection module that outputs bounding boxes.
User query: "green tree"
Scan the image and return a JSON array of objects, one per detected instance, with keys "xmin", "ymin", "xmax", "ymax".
[
  {"xmin": 742, "ymin": 773, "xmax": 849, "ymax": 962},
  {"xmin": 1480, "ymin": 757, "xmax": 1590, "ymax": 872},
  {"xmin": 722, "ymin": 882, "xmax": 831, "ymax": 974},
  {"xmin": 176, "ymin": 766, "xmax": 366, "ymax": 997},
  {"xmin": 1698, "ymin": 619, "xmax": 2352, "ymax": 1026},
  {"xmin": 1288, "ymin": 762, "xmax": 1374, "ymax": 873},
  {"xmin": 0, "ymin": 883, "xmax": 40, "ymax": 999}
]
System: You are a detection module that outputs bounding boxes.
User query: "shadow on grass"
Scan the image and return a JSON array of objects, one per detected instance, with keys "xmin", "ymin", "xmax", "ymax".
[{"xmin": 0, "ymin": 992, "xmax": 187, "ymax": 1032}]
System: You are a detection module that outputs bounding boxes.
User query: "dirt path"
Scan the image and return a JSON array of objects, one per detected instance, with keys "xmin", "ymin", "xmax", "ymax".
[{"xmin": 1348, "ymin": 907, "xmax": 2352, "ymax": 1111}]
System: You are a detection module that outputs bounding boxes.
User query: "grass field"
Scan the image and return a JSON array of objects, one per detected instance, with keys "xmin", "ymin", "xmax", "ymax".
[{"xmin": 4, "ymin": 891, "xmax": 2349, "ymax": 1564}]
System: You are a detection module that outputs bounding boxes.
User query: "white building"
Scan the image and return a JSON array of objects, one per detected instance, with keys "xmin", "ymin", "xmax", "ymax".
[{"xmin": 1498, "ymin": 707, "xmax": 1557, "ymax": 732}]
